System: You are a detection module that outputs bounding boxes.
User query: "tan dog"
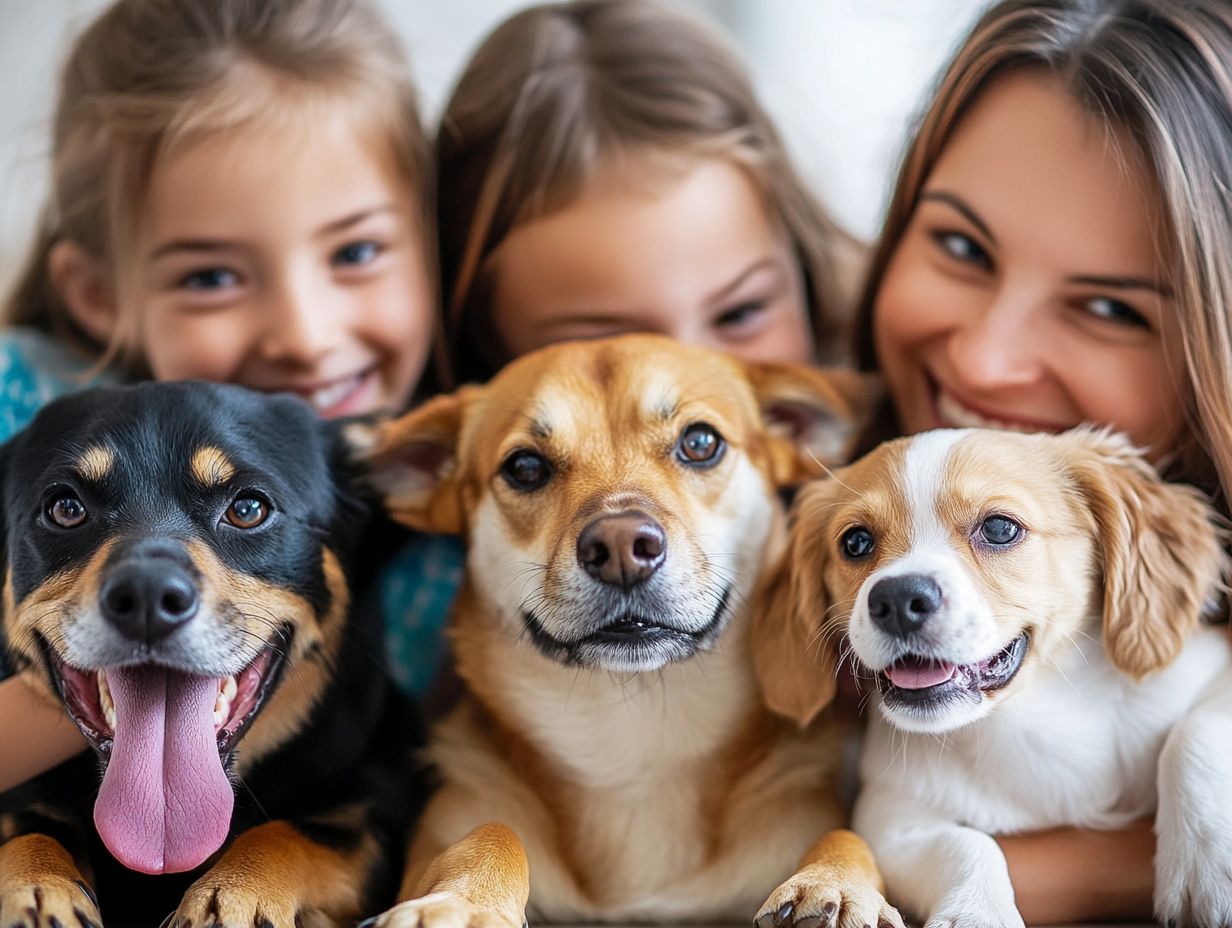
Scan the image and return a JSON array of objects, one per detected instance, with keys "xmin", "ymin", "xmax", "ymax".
[
  {"xmin": 357, "ymin": 335, "xmax": 899, "ymax": 927},
  {"xmin": 758, "ymin": 427, "xmax": 1231, "ymax": 928}
]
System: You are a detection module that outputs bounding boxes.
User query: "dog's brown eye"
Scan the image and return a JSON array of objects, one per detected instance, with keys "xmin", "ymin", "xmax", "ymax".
[
  {"xmin": 980, "ymin": 515, "xmax": 1021, "ymax": 546},
  {"xmin": 502, "ymin": 450, "xmax": 551, "ymax": 491},
  {"xmin": 47, "ymin": 494, "xmax": 88, "ymax": 528},
  {"xmin": 225, "ymin": 496, "xmax": 269, "ymax": 529},
  {"xmin": 841, "ymin": 526, "xmax": 875, "ymax": 560},
  {"xmin": 677, "ymin": 423, "xmax": 725, "ymax": 467}
]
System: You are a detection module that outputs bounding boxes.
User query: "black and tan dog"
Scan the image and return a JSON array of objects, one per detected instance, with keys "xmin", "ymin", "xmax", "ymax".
[{"xmin": 0, "ymin": 381, "xmax": 423, "ymax": 928}]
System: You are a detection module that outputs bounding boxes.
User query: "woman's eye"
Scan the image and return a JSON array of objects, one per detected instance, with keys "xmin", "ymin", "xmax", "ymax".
[
  {"xmin": 1083, "ymin": 296, "xmax": 1150, "ymax": 330},
  {"xmin": 676, "ymin": 423, "xmax": 725, "ymax": 467},
  {"xmin": 47, "ymin": 494, "xmax": 88, "ymax": 528},
  {"xmin": 715, "ymin": 300, "xmax": 767, "ymax": 329},
  {"xmin": 979, "ymin": 514, "xmax": 1022, "ymax": 546},
  {"xmin": 501, "ymin": 450, "xmax": 552, "ymax": 491},
  {"xmin": 841, "ymin": 526, "xmax": 875, "ymax": 560},
  {"xmin": 224, "ymin": 496, "xmax": 270, "ymax": 529},
  {"xmin": 931, "ymin": 230, "xmax": 992, "ymax": 271},
  {"xmin": 180, "ymin": 267, "xmax": 239, "ymax": 291},
  {"xmin": 332, "ymin": 241, "xmax": 381, "ymax": 267}
]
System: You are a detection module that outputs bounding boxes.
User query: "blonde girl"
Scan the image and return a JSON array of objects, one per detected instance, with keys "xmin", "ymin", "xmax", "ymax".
[
  {"xmin": 433, "ymin": 0, "xmax": 861, "ymax": 387},
  {"xmin": 0, "ymin": 0, "xmax": 445, "ymax": 790},
  {"xmin": 854, "ymin": 0, "xmax": 1232, "ymax": 921}
]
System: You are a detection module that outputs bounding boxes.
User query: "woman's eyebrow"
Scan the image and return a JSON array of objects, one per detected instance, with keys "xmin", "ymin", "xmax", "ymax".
[
  {"xmin": 919, "ymin": 190, "xmax": 997, "ymax": 244},
  {"xmin": 1067, "ymin": 274, "xmax": 1173, "ymax": 298}
]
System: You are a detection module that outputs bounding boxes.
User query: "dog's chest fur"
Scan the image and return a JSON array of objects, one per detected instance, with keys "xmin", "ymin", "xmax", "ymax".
[
  {"xmin": 860, "ymin": 624, "xmax": 1231, "ymax": 833},
  {"xmin": 430, "ymin": 614, "xmax": 843, "ymax": 921}
]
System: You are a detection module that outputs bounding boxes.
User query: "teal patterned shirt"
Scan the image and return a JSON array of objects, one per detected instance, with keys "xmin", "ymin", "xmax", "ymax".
[{"xmin": 0, "ymin": 328, "xmax": 461, "ymax": 696}]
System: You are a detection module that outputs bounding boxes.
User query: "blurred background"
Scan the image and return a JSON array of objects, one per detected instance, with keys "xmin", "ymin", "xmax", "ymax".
[{"xmin": 0, "ymin": 0, "xmax": 993, "ymax": 292}]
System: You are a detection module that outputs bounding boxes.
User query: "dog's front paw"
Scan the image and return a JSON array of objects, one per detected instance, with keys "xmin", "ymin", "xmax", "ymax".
[
  {"xmin": 167, "ymin": 877, "xmax": 301, "ymax": 928},
  {"xmin": 925, "ymin": 896, "xmax": 1024, "ymax": 928},
  {"xmin": 363, "ymin": 892, "xmax": 523, "ymax": 928},
  {"xmin": 1155, "ymin": 825, "xmax": 1232, "ymax": 928},
  {"xmin": 0, "ymin": 876, "xmax": 102, "ymax": 928},
  {"xmin": 755, "ymin": 871, "xmax": 904, "ymax": 928}
]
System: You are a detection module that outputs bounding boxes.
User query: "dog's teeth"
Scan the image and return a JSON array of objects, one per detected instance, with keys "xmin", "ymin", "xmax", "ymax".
[
  {"xmin": 221, "ymin": 676, "xmax": 237, "ymax": 701},
  {"xmin": 97, "ymin": 671, "xmax": 116, "ymax": 730}
]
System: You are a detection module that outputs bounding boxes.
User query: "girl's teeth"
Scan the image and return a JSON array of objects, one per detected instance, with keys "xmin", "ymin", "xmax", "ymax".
[
  {"xmin": 936, "ymin": 391, "xmax": 1039, "ymax": 433},
  {"xmin": 308, "ymin": 375, "xmax": 361, "ymax": 412}
]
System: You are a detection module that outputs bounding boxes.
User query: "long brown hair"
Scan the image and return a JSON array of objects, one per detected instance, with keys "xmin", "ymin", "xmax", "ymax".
[
  {"xmin": 855, "ymin": 0, "xmax": 1232, "ymax": 505},
  {"xmin": 435, "ymin": 0, "xmax": 859, "ymax": 387},
  {"xmin": 4, "ymin": 0, "xmax": 430, "ymax": 375}
]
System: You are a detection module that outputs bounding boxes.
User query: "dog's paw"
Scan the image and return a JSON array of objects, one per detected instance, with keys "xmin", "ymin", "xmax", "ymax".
[
  {"xmin": 0, "ymin": 877, "xmax": 102, "ymax": 928},
  {"xmin": 166, "ymin": 878, "xmax": 301, "ymax": 928},
  {"xmin": 1154, "ymin": 829, "xmax": 1232, "ymax": 928},
  {"xmin": 361, "ymin": 892, "xmax": 523, "ymax": 928},
  {"xmin": 924, "ymin": 897, "xmax": 1024, "ymax": 928},
  {"xmin": 755, "ymin": 872, "xmax": 904, "ymax": 928}
]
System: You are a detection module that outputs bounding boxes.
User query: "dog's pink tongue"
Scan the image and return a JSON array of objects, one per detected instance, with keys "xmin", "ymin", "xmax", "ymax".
[
  {"xmin": 94, "ymin": 667, "xmax": 233, "ymax": 874},
  {"xmin": 886, "ymin": 657, "xmax": 956, "ymax": 690}
]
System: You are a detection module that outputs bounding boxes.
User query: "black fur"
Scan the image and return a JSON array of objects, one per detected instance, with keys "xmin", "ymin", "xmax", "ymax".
[{"xmin": 0, "ymin": 381, "xmax": 425, "ymax": 926}]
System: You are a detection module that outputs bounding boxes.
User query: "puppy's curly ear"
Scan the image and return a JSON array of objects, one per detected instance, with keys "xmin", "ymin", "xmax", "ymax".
[
  {"xmin": 745, "ymin": 364, "xmax": 881, "ymax": 486},
  {"xmin": 752, "ymin": 479, "xmax": 841, "ymax": 726},
  {"xmin": 1061, "ymin": 428, "xmax": 1227, "ymax": 678},
  {"xmin": 344, "ymin": 389, "xmax": 476, "ymax": 535}
]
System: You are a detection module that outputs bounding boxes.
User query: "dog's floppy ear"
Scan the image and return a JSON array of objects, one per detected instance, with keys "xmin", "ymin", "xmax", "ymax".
[
  {"xmin": 745, "ymin": 363, "xmax": 880, "ymax": 486},
  {"xmin": 752, "ymin": 478, "xmax": 842, "ymax": 726},
  {"xmin": 1061, "ymin": 427, "xmax": 1227, "ymax": 678},
  {"xmin": 345, "ymin": 389, "xmax": 474, "ymax": 535}
]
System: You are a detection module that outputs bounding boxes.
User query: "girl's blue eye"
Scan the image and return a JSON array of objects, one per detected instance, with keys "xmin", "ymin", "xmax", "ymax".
[
  {"xmin": 932, "ymin": 230, "xmax": 992, "ymax": 271},
  {"xmin": 181, "ymin": 268, "xmax": 238, "ymax": 290},
  {"xmin": 333, "ymin": 241, "xmax": 381, "ymax": 267},
  {"xmin": 1084, "ymin": 296, "xmax": 1150, "ymax": 329}
]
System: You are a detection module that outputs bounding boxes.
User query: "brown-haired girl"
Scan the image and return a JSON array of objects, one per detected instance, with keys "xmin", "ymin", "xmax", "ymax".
[
  {"xmin": 851, "ymin": 0, "xmax": 1232, "ymax": 921},
  {"xmin": 0, "ymin": 0, "xmax": 449, "ymax": 791},
  {"xmin": 433, "ymin": 0, "xmax": 861, "ymax": 387}
]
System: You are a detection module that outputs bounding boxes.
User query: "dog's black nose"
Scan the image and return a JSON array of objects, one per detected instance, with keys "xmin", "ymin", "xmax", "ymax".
[
  {"xmin": 100, "ymin": 561, "xmax": 199, "ymax": 643},
  {"xmin": 577, "ymin": 511, "xmax": 667, "ymax": 589},
  {"xmin": 868, "ymin": 574, "xmax": 942, "ymax": 638}
]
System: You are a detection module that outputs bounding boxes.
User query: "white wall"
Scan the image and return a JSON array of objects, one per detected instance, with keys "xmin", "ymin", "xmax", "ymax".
[{"xmin": 0, "ymin": 0, "xmax": 991, "ymax": 292}]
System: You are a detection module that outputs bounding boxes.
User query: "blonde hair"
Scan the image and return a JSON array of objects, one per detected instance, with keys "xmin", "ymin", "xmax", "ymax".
[
  {"xmin": 855, "ymin": 0, "xmax": 1232, "ymax": 508},
  {"xmin": 4, "ymin": 0, "xmax": 430, "ymax": 375},
  {"xmin": 436, "ymin": 0, "xmax": 858, "ymax": 386}
]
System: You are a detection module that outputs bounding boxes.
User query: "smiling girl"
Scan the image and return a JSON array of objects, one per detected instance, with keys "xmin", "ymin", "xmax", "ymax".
[{"xmin": 0, "ymin": 0, "xmax": 439, "ymax": 791}]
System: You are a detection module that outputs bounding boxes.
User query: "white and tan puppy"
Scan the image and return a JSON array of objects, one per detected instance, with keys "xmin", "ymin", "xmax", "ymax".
[
  {"xmin": 759, "ymin": 427, "xmax": 1231, "ymax": 928},
  {"xmin": 359, "ymin": 335, "xmax": 899, "ymax": 927}
]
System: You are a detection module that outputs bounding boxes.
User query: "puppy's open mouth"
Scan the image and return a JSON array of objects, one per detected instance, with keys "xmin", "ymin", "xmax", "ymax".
[
  {"xmin": 46, "ymin": 639, "xmax": 287, "ymax": 761},
  {"xmin": 40, "ymin": 634, "xmax": 289, "ymax": 875},
  {"xmin": 880, "ymin": 632, "xmax": 1028, "ymax": 709},
  {"xmin": 522, "ymin": 587, "xmax": 732, "ymax": 670}
]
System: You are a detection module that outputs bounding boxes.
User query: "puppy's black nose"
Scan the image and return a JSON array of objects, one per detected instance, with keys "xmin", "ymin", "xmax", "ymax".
[
  {"xmin": 868, "ymin": 574, "xmax": 942, "ymax": 638},
  {"xmin": 100, "ymin": 561, "xmax": 199, "ymax": 643},
  {"xmin": 577, "ymin": 511, "xmax": 666, "ymax": 589}
]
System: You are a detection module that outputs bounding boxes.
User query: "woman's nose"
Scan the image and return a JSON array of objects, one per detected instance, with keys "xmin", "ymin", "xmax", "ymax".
[{"xmin": 943, "ymin": 288, "xmax": 1046, "ymax": 390}]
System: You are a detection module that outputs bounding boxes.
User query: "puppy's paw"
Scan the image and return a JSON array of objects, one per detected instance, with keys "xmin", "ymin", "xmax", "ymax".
[
  {"xmin": 166, "ymin": 878, "xmax": 301, "ymax": 928},
  {"xmin": 925, "ymin": 897, "xmax": 1024, "ymax": 928},
  {"xmin": 0, "ymin": 877, "xmax": 102, "ymax": 928},
  {"xmin": 363, "ymin": 892, "xmax": 522, "ymax": 928},
  {"xmin": 1154, "ymin": 829, "xmax": 1232, "ymax": 928},
  {"xmin": 755, "ymin": 872, "xmax": 904, "ymax": 928}
]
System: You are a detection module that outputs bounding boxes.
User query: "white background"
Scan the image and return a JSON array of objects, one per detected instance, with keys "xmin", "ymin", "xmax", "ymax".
[{"xmin": 0, "ymin": 0, "xmax": 993, "ymax": 291}]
